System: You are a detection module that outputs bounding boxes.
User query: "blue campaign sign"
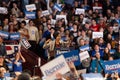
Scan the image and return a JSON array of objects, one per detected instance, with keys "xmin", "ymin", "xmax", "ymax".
[
  {"xmin": 79, "ymin": 44, "xmax": 90, "ymax": 51},
  {"xmin": 57, "ymin": 50, "xmax": 81, "ymax": 66},
  {"xmin": 103, "ymin": 59, "xmax": 120, "ymax": 74},
  {"xmin": 9, "ymin": 32, "xmax": 20, "ymax": 40},
  {"xmin": 0, "ymin": 30, "xmax": 9, "ymax": 39},
  {"xmin": 25, "ymin": 11, "xmax": 36, "ymax": 19},
  {"xmin": 53, "ymin": 3, "xmax": 62, "ymax": 12}
]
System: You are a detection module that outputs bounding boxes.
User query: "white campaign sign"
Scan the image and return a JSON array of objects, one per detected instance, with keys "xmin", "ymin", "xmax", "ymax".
[
  {"xmin": 20, "ymin": 38, "xmax": 31, "ymax": 49},
  {"xmin": 56, "ymin": 15, "xmax": 67, "ymax": 20},
  {"xmin": 93, "ymin": 7, "xmax": 102, "ymax": 11},
  {"xmin": 25, "ymin": 4, "xmax": 36, "ymax": 11},
  {"xmin": 82, "ymin": 73, "xmax": 104, "ymax": 80},
  {"xmin": 79, "ymin": 51, "xmax": 90, "ymax": 61},
  {"xmin": 0, "ymin": 7, "xmax": 8, "ymax": 14},
  {"xmin": 40, "ymin": 55, "xmax": 70, "ymax": 80},
  {"xmin": 92, "ymin": 32, "xmax": 103, "ymax": 39},
  {"xmin": 42, "ymin": 10, "xmax": 50, "ymax": 16},
  {"xmin": 75, "ymin": 8, "xmax": 85, "ymax": 15}
]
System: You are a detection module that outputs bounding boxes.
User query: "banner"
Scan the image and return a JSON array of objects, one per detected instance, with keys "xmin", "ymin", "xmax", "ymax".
[
  {"xmin": 62, "ymin": 50, "xmax": 80, "ymax": 66},
  {"xmin": 79, "ymin": 51, "xmax": 90, "ymax": 61},
  {"xmin": 103, "ymin": 59, "xmax": 120, "ymax": 74},
  {"xmin": 20, "ymin": 38, "xmax": 31, "ymax": 49},
  {"xmin": 25, "ymin": 11, "xmax": 36, "ymax": 19},
  {"xmin": 9, "ymin": 32, "xmax": 20, "ymax": 40},
  {"xmin": 40, "ymin": 55, "xmax": 70, "ymax": 80},
  {"xmin": 53, "ymin": 3, "xmax": 62, "ymax": 12},
  {"xmin": 42, "ymin": 10, "xmax": 50, "ymax": 16},
  {"xmin": 0, "ymin": 30, "xmax": 9, "ymax": 39},
  {"xmin": 79, "ymin": 44, "xmax": 90, "ymax": 51},
  {"xmin": 82, "ymin": 73, "xmax": 104, "ymax": 80},
  {"xmin": 25, "ymin": 4, "xmax": 36, "ymax": 11},
  {"xmin": 5, "ymin": 45, "xmax": 20, "ymax": 55},
  {"xmin": 75, "ymin": 8, "xmax": 85, "ymax": 15},
  {"xmin": 0, "ymin": 7, "xmax": 8, "ymax": 14},
  {"xmin": 92, "ymin": 32, "xmax": 103, "ymax": 39}
]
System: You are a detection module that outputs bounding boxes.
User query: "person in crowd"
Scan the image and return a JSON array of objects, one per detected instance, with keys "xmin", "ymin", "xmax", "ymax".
[
  {"xmin": 2, "ymin": 18, "xmax": 9, "ymax": 32},
  {"xmin": 0, "ymin": 67, "xmax": 7, "ymax": 80},
  {"xmin": 103, "ymin": 47, "xmax": 111, "ymax": 61},
  {"xmin": 13, "ymin": 52, "xmax": 26, "ymax": 76},
  {"xmin": 0, "ymin": 36, "xmax": 7, "ymax": 57},
  {"xmin": 18, "ymin": 21, "xmax": 29, "ymax": 40},
  {"xmin": 17, "ymin": 72, "xmax": 31, "ymax": 80},
  {"xmin": 91, "ymin": 43, "xmax": 104, "ymax": 59},
  {"xmin": 114, "ymin": 45, "xmax": 120, "ymax": 59},
  {"xmin": 27, "ymin": 20, "xmax": 39, "ymax": 52},
  {"xmin": 11, "ymin": 2, "xmax": 20, "ymax": 18},
  {"xmin": 90, "ymin": 52, "xmax": 104, "ymax": 73},
  {"xmin": 90, "ymin": 19, "xmax": 99, "ymax": 32}
]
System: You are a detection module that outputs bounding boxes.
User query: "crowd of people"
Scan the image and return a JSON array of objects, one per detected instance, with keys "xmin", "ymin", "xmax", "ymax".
[{"xmin": 0, "ymin": 0, "xmax": 120, "ymax": 80}]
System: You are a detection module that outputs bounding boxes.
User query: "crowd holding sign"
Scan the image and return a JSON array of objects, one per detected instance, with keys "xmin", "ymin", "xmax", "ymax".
[
  {"xmin": 20, "ymin": 38, "xmax": 31, "ymax": 49},
  {"xmin": 25, "ymin": 11, "xmax": 36, "ymax": 19},
  {"xmin": 0, "ymin": 7, "xmax": 8, "ymax": 14},
  {"xmin": 42, "ymin": 10, "xmax": 50, "ymax": 16},
  {"xmin": 92, "ymin": 32, "xmax": 103, "ymax": 39},
  {"xmin": 40, "ymin": 55, "xmax": 70, "ymax": 80},
  {"xmin": 103, "ymin": 59, "xmax": 120, "ymax": 74},
  {"xmin": 81, "ymin": 73, "xmax": 104, "ymax": 80},
  {"xmin": 0, "ymin": 30, "xmax": 9, "ymax": 39},
  {"xmin": 75, "ymin": 8, "xmax": 85, "ymax": 15},
  {"xmin": 79, "ymin": 51, "xmax": 90, "ymax": 61},
  {"xmin": 60, "ymin": 50, "xmax": 80, "ymax": 66},
  {"xmin": 79, "ymin": 44, "xmax": 90, "ymax": 51},
  {"xmin": 93, "ymin": 7, "xmax": 102, "ymax": 13},
  {"xmin": 9, "ymin": 32, "xmax": 20, "ymax": 40},
  {"xmin": 25, "ymin": 4, "xmax": 36, "ymax": 11},
  {"xmin": 53, "ymin": 3, "xmax": 62, "ymax": 12}
]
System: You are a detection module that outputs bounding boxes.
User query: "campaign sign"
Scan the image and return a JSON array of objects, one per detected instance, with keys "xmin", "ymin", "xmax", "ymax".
[
  {"xmin": 0, "ymin": 7, "xmax": 8, "ymax": 14},
  {"xmin": 20, "ymin": 38, "xmax": 31, "ymax": 49},
  {"xmin": 103, "ymin": 59, "xmax": 120, "ymax": 74},
  {"xmin": 56, "ymin": 15, "xmax": 67, "ymax": 21},
  {"xmin": 82, "ymin": 73, "xmax": 104, "ymax": 80},
  {"xmin": 0, "ymin": 30, "xmax": 9, "ymax": 39},
  {"xmin": 93, "ymin": 7, "xmax": 102, "ymax": 13},
  {"xmin": 63, "ymin": 50, "xmax": 80, "ymax": 66},
  {"xmin": 42, "ymin": 10, "xmax": 50, "ymax": 16},
  {"xmin": 109, "ymin": 49, "xmax": 116, "ymax": 54},
  {"xmin": 79, "ymin": 44, "xmax": 90, "ymax": 51},
  {"xmin": 79, "ymin": 51, "xmax": 90, "ymax": 61},
  {"xmin": 56, "ymin": 47, "xmax": 70, "ymax": 55},
  {"xmin": 75, "ymin": 8, "xmax": 85, "ymax": 15},
  {"xmin": 53, "ymin": 3, "xmax": 62, "ymax": 12},
  {"xmin": 92, "ymin": 32, "xmax": 103, "ymax": 39},
  {"xmin": 25, "ymin": 4, "xmax": 36, "ymax": 11},
  {"xmin": 9, "ymin": 32, "xmax": 20, "ymax": 40},
  {"xmin": 40, "ymin": 55, "xmax": 70, "ymax": 80},
  {"xmin": 25, "ymin": 11, "xmax": 36, "ymax": 19}
]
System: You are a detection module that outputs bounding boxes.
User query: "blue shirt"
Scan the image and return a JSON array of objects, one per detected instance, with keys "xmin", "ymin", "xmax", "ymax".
[{"xmin": 13, "ymin": 60, "xmax": 22, "ymax": 72}]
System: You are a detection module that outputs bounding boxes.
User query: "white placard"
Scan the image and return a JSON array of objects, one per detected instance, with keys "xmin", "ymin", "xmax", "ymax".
[
  {"xmin": 20, "ymin": 38, "xmax": 31, "ymax": 49},
  {"xmin": 0, "ymin": 7, "xmax": 8, "ymax": 14},
  {"xmin": 25, "ymin": 4, "xmax": 36, "ymax": 11},
  {"xmin": 56, "ymin": 15, "xmax": 66, "ymax": 20},
  {"xmin": 82, "ymin": 73, "xmax": 104, "ymax": 80},
  {"xmin": 79, "ymin": 51, "xmax": 90, "ymax": 61},
  {"xmin": 40, "ymin": 55, "xmax": 70, "ymax": 80},
  {"xmin": 93, "ymin": 7, "xmax": 102, "ymax": 12},
  {"xmin": 75, "ymin": 8, "xmax": 85, "ymax": 15},
  {"xmin": 92, "ymin": 32, "xmax": 103, "ymax": 39},
  {"xmin": 42, "ymin": 10, "xmax": 50, "ymax": 16}
]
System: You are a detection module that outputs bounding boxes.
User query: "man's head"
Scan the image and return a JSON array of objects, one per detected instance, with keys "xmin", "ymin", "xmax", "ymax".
[{"xmin": 17, "ymin": 73, "xmax": 31, "ymax": 80}]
